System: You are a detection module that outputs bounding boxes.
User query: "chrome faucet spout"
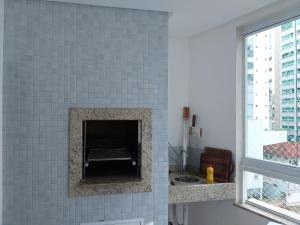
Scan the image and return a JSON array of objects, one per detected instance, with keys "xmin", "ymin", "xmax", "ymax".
[{"xmin": 179, "ymin": 149, "xmax": 188, "ymax": 174}]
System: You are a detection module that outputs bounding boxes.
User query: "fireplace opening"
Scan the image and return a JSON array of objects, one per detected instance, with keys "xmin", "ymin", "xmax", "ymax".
[{"xmin": 82, "ymin": 120, "xmax": 141, "ymax": 183}]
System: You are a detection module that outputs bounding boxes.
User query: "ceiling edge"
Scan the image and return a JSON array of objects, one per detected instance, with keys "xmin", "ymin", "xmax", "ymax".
[{"xmin": 46, "ymin": 0, "xmax": 172, "ymax": 12}]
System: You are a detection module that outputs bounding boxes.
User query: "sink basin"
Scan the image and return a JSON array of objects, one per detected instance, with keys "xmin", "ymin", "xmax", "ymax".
[{"xmin": 174, "ymin": 176, "xmax": 200, "ymax": 183}]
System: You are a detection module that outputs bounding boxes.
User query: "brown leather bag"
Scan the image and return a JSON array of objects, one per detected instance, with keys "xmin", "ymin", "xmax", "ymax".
[{"xmin": 199, "ymin": 147, "xmax": 234, "ymax": 183}]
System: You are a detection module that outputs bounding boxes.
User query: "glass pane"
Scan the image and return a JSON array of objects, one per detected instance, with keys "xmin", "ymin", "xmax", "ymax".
[
  {"xmin": 245, "ymin": 171, "xmax": 300, "ymax": 221},
  {"xmin": 246, "ymin": 19, "xmax": 300, "ymax": 166}
]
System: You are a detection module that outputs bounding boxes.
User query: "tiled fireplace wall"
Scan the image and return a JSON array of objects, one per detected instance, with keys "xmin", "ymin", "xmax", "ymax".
[{"xmin": 3, "ymin": 1, "xmax": 168, "ymax": 225}]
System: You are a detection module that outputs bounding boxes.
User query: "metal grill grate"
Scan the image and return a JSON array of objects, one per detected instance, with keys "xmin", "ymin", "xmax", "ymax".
[{"xmin": 87, "ymin": 148, "xmax": 132, "ymax": 162}]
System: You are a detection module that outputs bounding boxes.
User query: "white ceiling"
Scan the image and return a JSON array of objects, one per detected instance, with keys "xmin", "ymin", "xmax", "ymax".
[
  {"xmin": 169, "ymin": 0, "xmax": 278, "ymax": 37},
  {"xmin": 47, "ymin": 0, "xmax": 279, "ymax": 37}
]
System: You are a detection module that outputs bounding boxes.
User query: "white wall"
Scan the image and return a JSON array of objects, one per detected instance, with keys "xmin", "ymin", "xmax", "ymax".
[
  {"xmin": 0, "ymin": 0, "xmax": 3, "ymax": 224},
  {"xmin": 168, "ymin": 1, "xmax": 300, "ymax": 225},
  {"xmin": 189, "ymin": 22, "xmax": 236, "ymax": 153},
  {"xmin": 168, "ymin": 38, "xmax": 189, "ymax": 225},
  {"xmin": 184, "ymin": 1, "xmax": 300, "ymax": 225},
  {"xmin": 189, "ymin": 200, "xmax": 271, "ymax": 225},
  {"xmin": 187, "ymin": 0, "xmax": 300, "ymax": 154},
  {"xmin": 168, "ymin": 38, "xmax": 189, "ymax": 147}
]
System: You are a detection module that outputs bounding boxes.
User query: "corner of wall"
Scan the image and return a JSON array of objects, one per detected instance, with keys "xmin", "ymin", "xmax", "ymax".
[
  {"xmin": 235, "ymin": 27, "xmax": 244, "ymax": 203},
  {"xmin": 0, "ymin": 0, "xmax": 4, "ymax": 223}
]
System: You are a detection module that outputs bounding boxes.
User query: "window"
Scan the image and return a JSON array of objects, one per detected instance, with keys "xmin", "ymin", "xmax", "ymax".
[
  {"xmin": 282, "ymin": 107, "xmax": 295, "ymax": 112},
  {"xmin": 282, "ymin": 88, "xmax": 294, "ymax": 95},
  {"xmin": 248, "ymin": 62, "xmax": 254, "ymax": 69},
  {"xmin": 282, "ymin": 22, "xmax": 293, "ymax": 31},
  {"xmin": 282, "ymin": 51, "xmax": 294, "ymax": 59},
  {"xmin": 282, "ymin": 116, "xmax": 294, "ymax": 121},
  {"xmin": 282, "ymin": 32, "xmax": 294, "ymax": 41},
  {"xmin": 242, "ymin": 17, "xmax": 300, "ymax": 224},
  {"xmin": 282, "ymin": 42, "xmax": 294, "ymax": 50},
  {"xmin": 282, "ymin": 78, "xmax": 294, "ymax": 86},
  {"xmin": 282, "ymin": 97, "xmax": 294, "ymax": 103},
  {"xmin": 282, "ymin": 60, "xmax": 294, "ymax": 68},
  {"xmin": 282, "ymin": 69, "xmax": 294, "ymax": 77},
  {"xmin": 248, "ymin": 74, "xmax": 254, "ymax": 85}
]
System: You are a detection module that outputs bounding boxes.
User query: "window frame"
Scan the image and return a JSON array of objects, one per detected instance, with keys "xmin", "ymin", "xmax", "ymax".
[{"xmin": 239, "ymin": 16, "xmax": 300, "ymax": 224}]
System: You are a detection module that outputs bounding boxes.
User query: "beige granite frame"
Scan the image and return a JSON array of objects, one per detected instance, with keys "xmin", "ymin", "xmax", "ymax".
[{"xmin": 69, "ymin": 108, "xmax": 152, "ymax": 197}]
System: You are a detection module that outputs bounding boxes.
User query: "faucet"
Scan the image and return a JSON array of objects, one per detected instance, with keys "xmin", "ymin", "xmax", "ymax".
[
  {"xmin": 168, "ymin": 142, "xmax": 188, "ymax": 174},
  {"xmin": 179, "ymin": 149, "xmax": 187, "ymax": 174}
]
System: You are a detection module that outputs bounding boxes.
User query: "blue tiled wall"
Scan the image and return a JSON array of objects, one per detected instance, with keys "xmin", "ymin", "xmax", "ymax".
[{"xmin": 3, "ymin": 1, "xmax": 168, "ymax": 225}]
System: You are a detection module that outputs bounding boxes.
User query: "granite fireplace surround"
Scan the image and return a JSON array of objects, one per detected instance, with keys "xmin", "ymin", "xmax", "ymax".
[{"xmin": 69, "ymin": 108, "xmax": 152, "ymax": 197}]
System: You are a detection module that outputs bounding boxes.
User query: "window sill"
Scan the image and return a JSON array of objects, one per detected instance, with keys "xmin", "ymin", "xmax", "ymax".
[{"xmin": 234, "ymin": 202, "xmax": 298, "ymax": 225}]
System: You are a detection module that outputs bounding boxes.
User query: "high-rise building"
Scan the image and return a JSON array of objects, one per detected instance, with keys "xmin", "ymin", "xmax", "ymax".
[
  {"xmin": 247, "ymin": 30, "xmax": 279, "ymax": 131},
  {"xmin": 280, "ymin": 20, "xmax": 300, "ymax": 141},
  {"xmin": 247, "ymin": 20, "xmax": 300, "ymax": 141}
]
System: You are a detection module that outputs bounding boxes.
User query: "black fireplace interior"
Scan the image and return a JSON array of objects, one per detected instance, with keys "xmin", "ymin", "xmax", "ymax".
[{"xmin": 82, "ymin": 120, "xmax": 141, "ymax": 181}]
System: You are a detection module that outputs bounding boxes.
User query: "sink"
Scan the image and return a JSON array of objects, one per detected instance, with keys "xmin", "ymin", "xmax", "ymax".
[{"xmin": 174, "ymin": 176, "xmax": 200, "ymax": 183}]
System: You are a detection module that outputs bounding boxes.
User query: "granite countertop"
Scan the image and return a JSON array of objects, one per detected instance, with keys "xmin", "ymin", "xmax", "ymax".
[{"xmin": 169, "ymin": 170, "xmax": 236, "ymax": 204}]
